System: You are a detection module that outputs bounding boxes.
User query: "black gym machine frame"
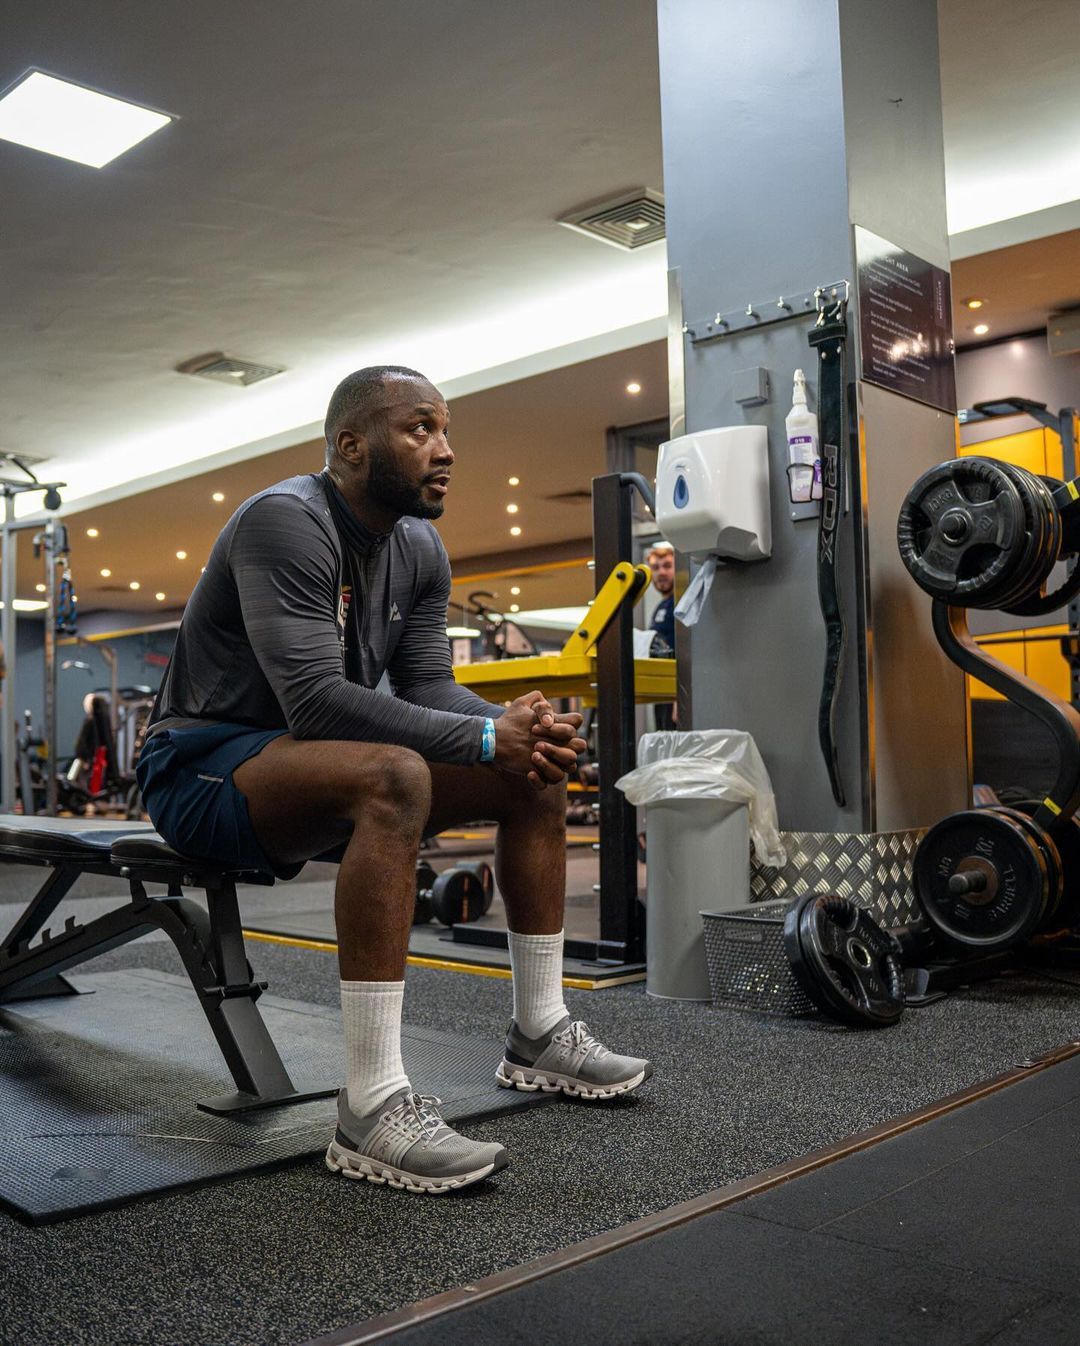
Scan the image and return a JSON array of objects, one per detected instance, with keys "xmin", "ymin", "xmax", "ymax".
[
  {"xmin": 449, "ymin": 470, "xmax": 655, "ymax": 969},
  {"xmin": 0, "ymin": 458, "xmax": 71, "ymax": 817}
]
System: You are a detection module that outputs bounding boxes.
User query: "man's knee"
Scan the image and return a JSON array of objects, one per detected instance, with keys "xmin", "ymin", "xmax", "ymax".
[{"xmin": 364, "ymin": 746, "xmax": 431, "ymax": 830}]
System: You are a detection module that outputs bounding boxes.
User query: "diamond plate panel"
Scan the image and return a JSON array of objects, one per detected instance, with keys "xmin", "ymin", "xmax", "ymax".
[{"xmin": 751, "ymin": 829, "xmax": 924, "ymax": 926}]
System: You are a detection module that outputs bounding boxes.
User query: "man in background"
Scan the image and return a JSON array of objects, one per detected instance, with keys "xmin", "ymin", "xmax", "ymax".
[{"xmin": 646, "ymin": 541, "xmax": 676, "ymax": 731}]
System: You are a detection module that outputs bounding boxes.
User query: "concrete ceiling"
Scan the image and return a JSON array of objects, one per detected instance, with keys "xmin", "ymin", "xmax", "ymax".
[
  {"xmin": 14, "ymin": 340, "xmax": 667, "ymax": 615},
  {"xmin": 952, "ymin": 229, "xmax": 1080, "ymax": 347},
  {"xmin": 1, "ymin": 0, "xmax": 1078, "ymax": 517}
]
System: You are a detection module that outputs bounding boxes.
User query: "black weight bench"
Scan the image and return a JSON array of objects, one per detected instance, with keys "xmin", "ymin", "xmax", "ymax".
[{"xmin": 0, "ymin": 815, "xmax": 337, "ymax": 1116}]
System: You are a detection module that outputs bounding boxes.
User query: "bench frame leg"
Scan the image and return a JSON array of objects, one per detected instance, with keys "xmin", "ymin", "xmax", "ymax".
[{"xmin": 0, "ymin": 865, "xmax": 336, "ymax": 1116}]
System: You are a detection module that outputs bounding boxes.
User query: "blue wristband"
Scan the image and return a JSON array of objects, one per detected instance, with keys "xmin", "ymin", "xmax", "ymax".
[{"xmin": 480, "ymin": 717, "xmax": 496, "ymax": 762}]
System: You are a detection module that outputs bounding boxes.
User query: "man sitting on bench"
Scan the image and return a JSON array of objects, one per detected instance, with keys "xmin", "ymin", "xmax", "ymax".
[{"xmin": 137, "ymin": 365, "xmax": 652, "ymax": 1194}]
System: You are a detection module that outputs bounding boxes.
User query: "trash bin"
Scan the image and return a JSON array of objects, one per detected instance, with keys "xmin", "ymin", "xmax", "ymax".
[{"xmin": 617, "ymin": 731, "xmax": 785, "ymax": 1003}]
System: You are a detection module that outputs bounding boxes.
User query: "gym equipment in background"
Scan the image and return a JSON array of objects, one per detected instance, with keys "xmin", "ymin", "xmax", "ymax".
[
  {"xmin": 463, "ymin": 591, "xmax": 540, "ymax": 660},
  {"xmin": 898, "ymin": 453, "xmax": 1080, "ymax": 961},
  {"xmin": 413, "ymin": 859, "xmax": 494, "ymax": 927},
  {"xmin": 453, "ymin": 471, "xmax": 673, "ymax": 970},
  {"xmin": 0, "ymin": 457, "xmax": 75, "ymax": 816}
]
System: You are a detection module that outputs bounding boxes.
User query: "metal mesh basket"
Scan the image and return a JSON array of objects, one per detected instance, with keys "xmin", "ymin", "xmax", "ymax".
[
  {"xmin": 701, "ymin": 828, "xmax": 925, "ymax": 1017},
  {"xmin": 701, "ymin": 900, "xmax": 815, "ymax": 1017}
]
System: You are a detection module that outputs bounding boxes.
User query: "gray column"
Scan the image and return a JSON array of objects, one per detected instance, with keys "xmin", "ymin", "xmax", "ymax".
[{"xmin": 658, "ymin": 0, "xmax": 967, "ymax": 831}]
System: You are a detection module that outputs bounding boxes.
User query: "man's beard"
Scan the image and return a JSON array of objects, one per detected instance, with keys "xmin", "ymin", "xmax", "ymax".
[{"xmin": 368, "ymin": 435, "xmax": 444, "ymax": 520}]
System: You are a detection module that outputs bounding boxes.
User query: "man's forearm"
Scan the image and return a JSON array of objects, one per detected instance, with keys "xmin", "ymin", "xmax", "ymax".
[
  {"xmin": 289, "ymin": 676, "xmax": 486, "ymax": 763},
  {"xmin": 394, "ymin": 677, "xmax": 507, "ymax": 721}
]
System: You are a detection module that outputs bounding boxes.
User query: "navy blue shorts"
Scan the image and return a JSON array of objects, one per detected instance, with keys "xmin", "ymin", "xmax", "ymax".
[{"xmin": 136, "ymin": 722, "xmax": 292, "ymax": 877}]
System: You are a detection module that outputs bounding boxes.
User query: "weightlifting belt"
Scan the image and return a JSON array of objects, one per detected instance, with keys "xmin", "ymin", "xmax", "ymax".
[{"xmin": 807, "ymin": 299, "xmax": 849, "ymax": 807}]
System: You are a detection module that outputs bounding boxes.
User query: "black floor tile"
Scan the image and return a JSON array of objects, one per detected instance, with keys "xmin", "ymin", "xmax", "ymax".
[
  {"xmin": 741, "ymin": 1054, "xmax": 1080, "ymax": 1234},
  {"xmin": 810, "ymin": 1098, "xmax": 1080, "ymax": 1293},
  {"xmin": 381, "ymin": 1211, "xmax": 1045, "ymax": 1346}
]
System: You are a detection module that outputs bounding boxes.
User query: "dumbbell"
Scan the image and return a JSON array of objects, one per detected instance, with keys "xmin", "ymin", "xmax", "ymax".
[{"xmin": 414, "ymin": 860, "xmax": 494, "ymax": 927}]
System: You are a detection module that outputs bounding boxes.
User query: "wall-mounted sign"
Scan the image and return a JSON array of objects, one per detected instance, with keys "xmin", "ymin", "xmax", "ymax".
[{"xmin": 854, "ymin": 226, "xmax": 956, "ymax": 414}]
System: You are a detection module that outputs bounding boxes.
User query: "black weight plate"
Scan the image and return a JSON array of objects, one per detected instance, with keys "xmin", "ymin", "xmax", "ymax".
[
  {"xmin": 913, "ymin": 808, "xmax": 1048, "ymax": 951},
  {"xmin": 1009, "ymin": 801, "xmax": 1075, "ymax": 928},
  {"xmin": 994, "ymin": 804, "xmax": 1063, "ymax": 927},
  {"xmin": 782, "ymin": 894, "xmax": 904, "ymax": 1028},
  {"xmin": 1003, "ymin": 473, "xmax": 1065, "ymax": 615},
  {"xmin": 897, "ymin": 458, "xmax": 1027, "ymax": 604},
  {"xmin": 992, "ymin": 464, "xmax": 1055, "ymax": 610},
  {"xmin": 430, "ymin": 867, "xmax": 486, "ymax": 926}
]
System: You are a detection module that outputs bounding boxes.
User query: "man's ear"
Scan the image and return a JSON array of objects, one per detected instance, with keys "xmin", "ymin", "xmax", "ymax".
[{"xmin": 335, "ymin": 427, "xmax": 366, "ymax": 465}]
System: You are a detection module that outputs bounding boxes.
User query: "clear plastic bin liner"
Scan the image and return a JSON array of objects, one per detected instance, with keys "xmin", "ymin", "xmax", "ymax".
[{"xmin": 616, "ymin": 729, "xmax": 786, "ymax": 869}]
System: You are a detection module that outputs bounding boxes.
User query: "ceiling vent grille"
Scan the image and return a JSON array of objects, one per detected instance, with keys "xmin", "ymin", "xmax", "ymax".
[
  {"xmin": 176, "ymin": 352, "xmax": 285, "ymax": 387},
  {"xmin": 544, "ymin": 489, "xmax": 593, "ymax": 502},
  {"xmin": 558, "ymin": 189, "xmax": 665, "ymax": 250}
]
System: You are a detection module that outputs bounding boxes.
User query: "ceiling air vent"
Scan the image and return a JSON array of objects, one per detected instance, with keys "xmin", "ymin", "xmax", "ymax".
[
  {"xmin": 545, "ymin": 490, "xmax": 593, "ymax": 502},
  {"xmin": 558, "ymin": 189, "xmax": 665, "ymax": 250},
  {"xmin": 176, "ymin": 352, "xmax": 285, "ymax": 387}
]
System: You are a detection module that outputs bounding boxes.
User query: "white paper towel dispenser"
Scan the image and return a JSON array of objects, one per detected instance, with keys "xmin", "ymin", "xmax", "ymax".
[{"xmin": 656, "ymin": 426, "xmax": 772, "ymax": 561}]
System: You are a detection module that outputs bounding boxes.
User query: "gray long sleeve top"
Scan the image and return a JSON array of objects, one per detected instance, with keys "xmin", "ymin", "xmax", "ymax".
[{"xmin": 148, "ymin": 472, "xmax": 504, "ymax": 762}]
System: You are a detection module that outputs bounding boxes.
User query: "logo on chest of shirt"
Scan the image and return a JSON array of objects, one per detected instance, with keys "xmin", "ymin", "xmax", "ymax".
[
  {"xmin": 389, "ymin": 601, "xmax": 401, "ymax": 622},
  {"xmin": 339, "ymin": 584, "xmax": 352, "ymax": 629}
]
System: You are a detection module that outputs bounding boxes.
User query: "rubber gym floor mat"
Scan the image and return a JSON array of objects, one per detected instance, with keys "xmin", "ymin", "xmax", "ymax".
[
  {"xmin": 321, "ymin": 1046, "xmax": 1080, "ymax": 1346},
  {"xmin": 12, "ymin": 941, "xmax": 1080, "ymax": 1346},
  {"xmin": 0, "ymin": 968, "xmax": 550, "ymax": 1224}
]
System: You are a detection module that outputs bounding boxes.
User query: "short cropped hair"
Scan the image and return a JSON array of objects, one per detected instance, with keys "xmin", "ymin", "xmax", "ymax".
[
  {"xmin": 324, "ymin": 365, "xmax": 427, "ymax": 457},
  {"xmin": 646, "ymin": 541, "xmax": 674, "ymax": 560}
]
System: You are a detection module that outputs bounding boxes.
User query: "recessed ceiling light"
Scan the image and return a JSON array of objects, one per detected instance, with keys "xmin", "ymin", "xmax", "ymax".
[
  {"xmin": 85, "ymin": 527, "xmax": 99, "ymax": 538},
  {"xmin": 973, "ymin": 324, "xmax": 990, "ymax": 336},
  {"xmin": 510, "ymin": 586, "xmax": 521, "ymax": 596},
  {"xmin": 212, "ymin": 491, "xmax": 225, "ymax": 503},
  {"xmin": 99, "ymin": 567, "xmax": 111, "ymax": 578},
  {"xmin": 35, "ymin": 583, "xmax": 45, "ymax": 593},
  {"xmin": 175, "ymin": 550, "xmax": 187, "ymax": 560},
  {"xmin": 625, "ymin": 220, "xmax": 650, "ymax": 233},
  {"xmin": 0, "ymin": 71, "xmax": 172, "ymax": 169},
  {"xmin": 963, "ymin": 298, "xmax": 985, "ymax": 310},
  {"xmin": 129, "ymin": 580, "xmax": 140, "ymax": 591},
  {"xmin": 509, "ymin": 604, "xmax": 520, "ymax": 613},
  {"xmin": 506, "ymin": 503, "xmax": 519, "ymax": 514},
  {"xmin": 9, "ymin": 599, "xmax": 48, "ymax": 612},
  {"xmin": 626, "ymin": 381, "xmax": 642, "ymax": 395},
  {"xmin": 508, "ymin": 476, "xmax": 520, "ymax": 487},
  {"xmin": 155, "ymin": 592, "xmax": 166, "ymax": 601},
  {"xmin": 510, "ymin": 526, "xmax": 522, "ymax": 537}
]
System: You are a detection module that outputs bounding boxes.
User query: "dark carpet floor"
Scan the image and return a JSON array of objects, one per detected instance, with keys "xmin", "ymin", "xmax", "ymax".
[{"xmin": 2, "ymin": 930, "xmax": 1080, "ymax": 1346}]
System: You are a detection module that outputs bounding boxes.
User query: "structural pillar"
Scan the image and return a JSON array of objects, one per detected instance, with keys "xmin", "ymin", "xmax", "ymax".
[{"xmin": 657, "ymin": 0, "xmax": 968, "ymax": 831}]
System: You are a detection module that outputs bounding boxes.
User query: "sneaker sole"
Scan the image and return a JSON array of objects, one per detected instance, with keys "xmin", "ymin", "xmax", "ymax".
[
  {"xmin": 495, "ymin": 1061, "xmax": 647, "ymax": 1100},
  {"xmin": 325, "ymin": 1140, "xmax": 507, "ymax": 1194}
]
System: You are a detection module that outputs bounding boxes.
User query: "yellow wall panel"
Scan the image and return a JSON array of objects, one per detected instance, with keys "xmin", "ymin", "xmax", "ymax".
[
  {"xmin": 1025, "ymin": 636, "xmax": 1072, "ymax": 702},
  {"xmin": 958, "ymin": 428, "xmax": 1047, "ymax": 476},
  {"xmin": 1044, "ymin": 427, "xmax": 1064, "ymax": 481},
  {"xmin": 968, "ymin": 640, "xmax": 1025, "ymax": 700}
]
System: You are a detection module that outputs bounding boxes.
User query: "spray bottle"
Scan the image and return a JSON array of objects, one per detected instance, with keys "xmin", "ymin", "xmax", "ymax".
[{"xmin": 785, "ymin": 369, "xmax": 820, "ymax": 502}]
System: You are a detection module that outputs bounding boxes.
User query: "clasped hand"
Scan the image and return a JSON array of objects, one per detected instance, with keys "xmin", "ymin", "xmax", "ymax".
[{"xmin": 492, "ymin": 691, "xmax": 586, "ymax": 790}]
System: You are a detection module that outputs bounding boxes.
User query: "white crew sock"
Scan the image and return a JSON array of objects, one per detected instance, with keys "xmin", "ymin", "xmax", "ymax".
[
  {"xmin": 508, "ymin": 930, "xmax": 569, "ymax": 1039},
  {"xmin": 340, "ymin": 979, "xmax": 412, "ymax": 1118}
]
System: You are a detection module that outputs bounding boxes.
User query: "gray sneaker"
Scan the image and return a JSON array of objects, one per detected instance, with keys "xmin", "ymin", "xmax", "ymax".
[
  {"xmin": 325, "ymin": 1088, "xmax": 510, "ymax": 1194},
  {"xmin": 496, "ymin": 1016, "xmax": 653, "ymax": 1100}
]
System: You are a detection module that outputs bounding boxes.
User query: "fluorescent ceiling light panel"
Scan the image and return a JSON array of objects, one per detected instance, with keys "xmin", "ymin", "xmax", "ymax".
[{"xmin": 0, "ymin": 71, "xmax": 171, "ymax": 168}]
